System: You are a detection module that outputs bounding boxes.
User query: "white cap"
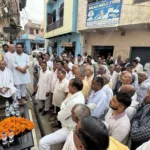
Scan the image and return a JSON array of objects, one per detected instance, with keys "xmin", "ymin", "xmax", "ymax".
[{"xmin": 135, "ymin": 57, "xmax": 141, "ymax": 62}]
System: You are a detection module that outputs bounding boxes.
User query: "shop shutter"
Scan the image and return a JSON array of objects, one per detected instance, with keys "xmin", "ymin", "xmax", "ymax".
[{"xmin": 130, "ymin": 47, "xmax": 150, "ymax": 66}]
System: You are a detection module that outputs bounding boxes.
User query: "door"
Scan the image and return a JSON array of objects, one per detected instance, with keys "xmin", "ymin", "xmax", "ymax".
[
  {"xmin": 130, "ymin": 47, "xmax": 150, "ymax": 66},
  {"xmin": 93, "ymin": 46, "xmax": 114, "ymax": 61}
]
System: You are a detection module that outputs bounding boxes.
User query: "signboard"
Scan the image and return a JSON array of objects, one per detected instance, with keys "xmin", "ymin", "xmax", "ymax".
[
  {"xmin": 86, "ymin": 0, "xmax": 123, "ymax": 28},
  {"xmin": 61, "ymin": 42, "xmax": 74, "ymax": 47},
  {"xmin": 27, "ymin": 34, "xmax": 36, "ymax": 40}
]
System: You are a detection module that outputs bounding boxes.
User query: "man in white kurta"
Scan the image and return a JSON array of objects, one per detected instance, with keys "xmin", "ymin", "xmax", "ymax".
[
  {"xmin": 39, "ymin": 78, "xmax": 85, "ymax": 150},
  {"xmin": 0, "ymin": 61, "xmax": 17, "ymax": 100},
  {"xmin": 53, "ymin": 70, "xmax": 69, "ymax": 108},
  {"xmin": 12, "ymin": 43, "xmax": 31, "ymax": 102},
  {"xmin": 4, "ymin": 44, "xmax": 15, "ymax": 70},
  {"xmin": 35, "ymin": 62, "xmax": 52, "ymax": 115}
]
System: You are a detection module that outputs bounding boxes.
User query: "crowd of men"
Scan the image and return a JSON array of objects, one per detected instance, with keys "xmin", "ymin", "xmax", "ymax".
[{"xmin": 0, "ymin": 43, "xmax": 150, "ymax": 150}]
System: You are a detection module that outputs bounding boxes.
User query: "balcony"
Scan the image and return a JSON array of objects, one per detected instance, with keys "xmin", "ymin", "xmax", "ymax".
[{"xmin": 47, "ymin": 18, "xmax": 63, "ymax": 32}]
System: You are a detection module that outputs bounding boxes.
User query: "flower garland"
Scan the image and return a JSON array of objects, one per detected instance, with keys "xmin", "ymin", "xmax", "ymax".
[{"xmin": 0, "ymin": 117, "xmax": 34, "ymax": 140}]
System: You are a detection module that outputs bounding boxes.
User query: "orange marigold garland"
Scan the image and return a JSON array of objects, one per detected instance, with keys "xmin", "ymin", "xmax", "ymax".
[{"xmin": 0, "ymin": 117, "xmax": 34, "ymax": 140}]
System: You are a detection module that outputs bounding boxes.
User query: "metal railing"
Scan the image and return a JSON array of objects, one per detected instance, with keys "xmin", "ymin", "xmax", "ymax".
[{"xmin": 47, "ymin": 18, "xmax": 63, "ymax": 32}]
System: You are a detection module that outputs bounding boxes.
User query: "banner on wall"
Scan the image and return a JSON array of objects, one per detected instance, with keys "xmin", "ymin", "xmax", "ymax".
[{"xmin": 86, "ymin": 0, "xmax": 123, "ymax": 28}]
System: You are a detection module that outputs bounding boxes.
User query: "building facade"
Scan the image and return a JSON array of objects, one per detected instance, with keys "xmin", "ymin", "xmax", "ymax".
[
  {"xmin": 14, "ymin": 34, "xmax": 45, "ymax": 55},
  {"xmin": 78, "ymin": 0, "xmax": 150, "ymax": 65},
  {"xmin": 14, "ymin": 20, "xmax": 45, "ymax": 54},
  {"xmin": 0, "ymin": 0, "xmax": 26, "ymax": 50},
  {"xmin": 44, "ymin": 0, "xmax": 81, "ymax": 57},
  {"xmin": 24, "ymin": 20, "xmax": 44, "ymax": 37}
]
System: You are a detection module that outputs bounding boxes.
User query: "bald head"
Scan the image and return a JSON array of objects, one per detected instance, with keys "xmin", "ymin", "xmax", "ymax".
[
  {"xmin": 120, "ymin": 85, "xmax": 135, "ymax": 97},
  {"xmin": 9, "ymin": 44, "xmax": 15, "ymax": 53},
  {"xmin": 71, "ymin": 104, "xmax": 91, "ymax": 123},
  {"xmin": 121, "ymin": 71, "xmax": 133, "ymax": 85}
]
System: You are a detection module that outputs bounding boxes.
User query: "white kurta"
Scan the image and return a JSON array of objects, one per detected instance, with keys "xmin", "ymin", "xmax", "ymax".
[
  {"xmin": 12, "ymin": 52, "xmax": 31, "ymax": 85},
  {"xmin": 47, "ymin": 60, "xmax": 53, "ymax": 71},
  {"xmin": 102, "ymin": 84, "xmax": 113, "ymax": 105},
  {"xmin": 4, "ymin": 52, "xmax": 14, "ymax": 70},
  {"xmin": 50, "ymin": 70, "xmax": 58, "ymax": 93},
  {"xmin": 35, "ymin": 70, "xmax": 52, "ymax": 100},
  {"xmin": 62, "ymin": 131, "xmax": 77, "ymax": 150},
  {"xmin": 0, "ymin": 68, "xmax": 17, "ymax": 98},
  {"xmin": 53, "ymin": 78, "xmax": 69, "ymax": 107}
]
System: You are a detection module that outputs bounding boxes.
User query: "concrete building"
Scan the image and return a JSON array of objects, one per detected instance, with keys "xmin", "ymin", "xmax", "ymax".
[
  {"xmin": 14, "ymin": 34, "xmax": 45, "ymax": 55},
  {"xmin": 78, "ymin": 0, "xmax": 150, "ymax": 65},
  {"xmin": 24, "ymin": 20, "xmax": 45, "ymax": 37},
  {"xmin": 44, "ymin": 0, "xmax": 80, "ymax": 57},
  {"xmin": 14, "ymin": 20, "xmax": 45, "ymax": 54},
  {"xmin": 0, "ymin": 0, "xmax": 26, "ymax": 50}
]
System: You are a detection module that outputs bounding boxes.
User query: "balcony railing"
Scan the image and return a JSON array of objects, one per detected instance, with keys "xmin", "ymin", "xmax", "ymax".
[{"xmin": 47, "ymin": 18, "xmax": 63, "ymax": 32}]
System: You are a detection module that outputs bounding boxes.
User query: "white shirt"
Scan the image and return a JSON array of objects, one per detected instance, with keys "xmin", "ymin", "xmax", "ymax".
[
  {"xmin": 144, "ymin": 62, "xmax": 150, "ymax": 75},
  {"xmin": 136, "ymin": 140, "xmax": 150, "ymax": 150},
  {"xmin": 105, "ymin": 109, "xmax": 130, "ymax": 144},
  {"xmin": 110, "ymin": 71, "xmax": 119, "ymax": 90},
  {"xmin": 66, "ymin": 71, "xmax": 73, "ymax": 81},
  {"xmin": 126, "ymin": 93, "xmax": 139, "ymax": 120},
  {"xmin": 57, "ymin": 91, "xmax": 85, "ymax": 130},
  {"xmin": 102, "ymin": 84, "xmax": 113, "ymax": 105},
  {"xmin": 133, "ymin": 63, "xmax": 143, "ymax": 73},
  {"xmin": 68, "ymin": 62, "xmax": 73, "ymax": 69},
  {"xmin": 4, "ymin": 51, "xmax": 14, "ymax": 70},
  {"xmin": 50, "ymin": 70, "xmax": 58, "ymax": 93},
  {"xmin": 46, "ymin": 60, "xmax": 53, "ymax": 71},
  {"xmin": 0, "ymin": 68, "xmax": 16, "ymax": 98},
  {"xmin": 35, "ymin": 70, "xmax": 52, "ymax": 100},
  {"xmin": 135, "ymin": 79, "xmax": 150, "ymax": 103},
  {"xmin": 62, "ymin": 131, "xmax": 77, "ymax": 150},
  {"xmin": 53, "ymin": 78, "xmax": 69, "ymax": 107},
  {"xmin": 12, "ymin": 52, "xmax": 31, "ymax": 85},
  {"xmin": 74, "ymin": 58, "xmax": 83, "ymax": 66}
]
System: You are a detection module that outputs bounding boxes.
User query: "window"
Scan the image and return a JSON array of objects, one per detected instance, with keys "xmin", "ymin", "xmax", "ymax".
[
  {"xmin": 47, "ymin": 13, "xmax": 52, "ymax": 25},
  {"xmin": 52, "ymin": 10, "xmax": 56, "ymax": 23},
  {"xmin": 59, "ymin": 3, "xmax": 64, "ymax": 19},
  {"xmin": 36, "ymin": 29, "xmax": 39, "ymax": 34},
  {"xmin": 30, "ymin": 28, "xmax": 34, "ymax": 34}
]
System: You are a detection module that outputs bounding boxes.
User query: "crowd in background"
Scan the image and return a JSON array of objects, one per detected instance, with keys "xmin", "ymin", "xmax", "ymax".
[
  {"xmin": 0, "ymin": 43, "xmax": 150, "ymax": 150},
  {"xmin": 32, "ymin": 50, "xmax": 150, "ymax": 150}
]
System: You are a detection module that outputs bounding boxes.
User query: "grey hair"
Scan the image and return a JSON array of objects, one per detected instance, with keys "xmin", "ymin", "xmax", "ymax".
[
  {"xmin": 139, "ymin": 71, "xmax": 148, "ymax": 77},
  {"xmin": 79, "ymin": 67, "xmax": 86, "ymax": 77},
  {"xmin": 103, "ymin": 74, "xmax": 110, "ymax": 82},
  {"xmin": 86, "ymin": 65, "xmax": 94, "ymax": 74},
  {"xmin": 74, "ymin": 104, "xmax": 91, "ymax": 121},
  {"xmin": 99, "ymin": 65, "xmax": 106, "ymax": 71}
]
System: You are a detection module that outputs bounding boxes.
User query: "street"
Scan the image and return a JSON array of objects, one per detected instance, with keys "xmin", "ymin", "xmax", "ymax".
[{"xmin": 26, "ymin": 56, "xmax": 63, "ymax": 150}]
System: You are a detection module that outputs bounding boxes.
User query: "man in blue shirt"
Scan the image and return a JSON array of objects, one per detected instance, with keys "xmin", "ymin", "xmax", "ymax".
[{"xmin": 87, "ymin": 76, "xmax": 107, "ymax": 118}]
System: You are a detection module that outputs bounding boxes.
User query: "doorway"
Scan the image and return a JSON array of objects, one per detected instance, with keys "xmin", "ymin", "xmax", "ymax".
[{"xmin": 93, "ymin": 46, "xmax": 114, "ymax": 61}]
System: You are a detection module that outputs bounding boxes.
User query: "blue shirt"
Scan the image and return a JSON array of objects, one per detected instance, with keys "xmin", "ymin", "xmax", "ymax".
[{"xmin": 88, "ymin": 90, "xmax": 107, "ymax": 118}]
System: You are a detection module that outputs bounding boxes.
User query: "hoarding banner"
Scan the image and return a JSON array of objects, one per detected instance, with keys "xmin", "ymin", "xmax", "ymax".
[{"xmin": 86, "ymin": 0, "xmax": 123, "ymax": 28}]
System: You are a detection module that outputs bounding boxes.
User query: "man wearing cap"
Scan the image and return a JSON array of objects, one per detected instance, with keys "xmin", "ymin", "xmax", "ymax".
[{"xmin": 135, "ymin": 57, "xmax": 143, "ymax": 72}]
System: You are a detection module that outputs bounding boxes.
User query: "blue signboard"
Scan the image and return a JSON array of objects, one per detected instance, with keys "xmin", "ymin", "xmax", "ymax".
[{"xmin": 86, "ymin": 0, "xmax": 123, "ymax": 28}]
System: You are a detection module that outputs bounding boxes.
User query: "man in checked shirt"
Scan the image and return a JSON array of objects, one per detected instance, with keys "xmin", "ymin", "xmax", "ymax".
[{"xmin": 131, "ymin": 90, "xmax": 150, "ymax": 150}]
